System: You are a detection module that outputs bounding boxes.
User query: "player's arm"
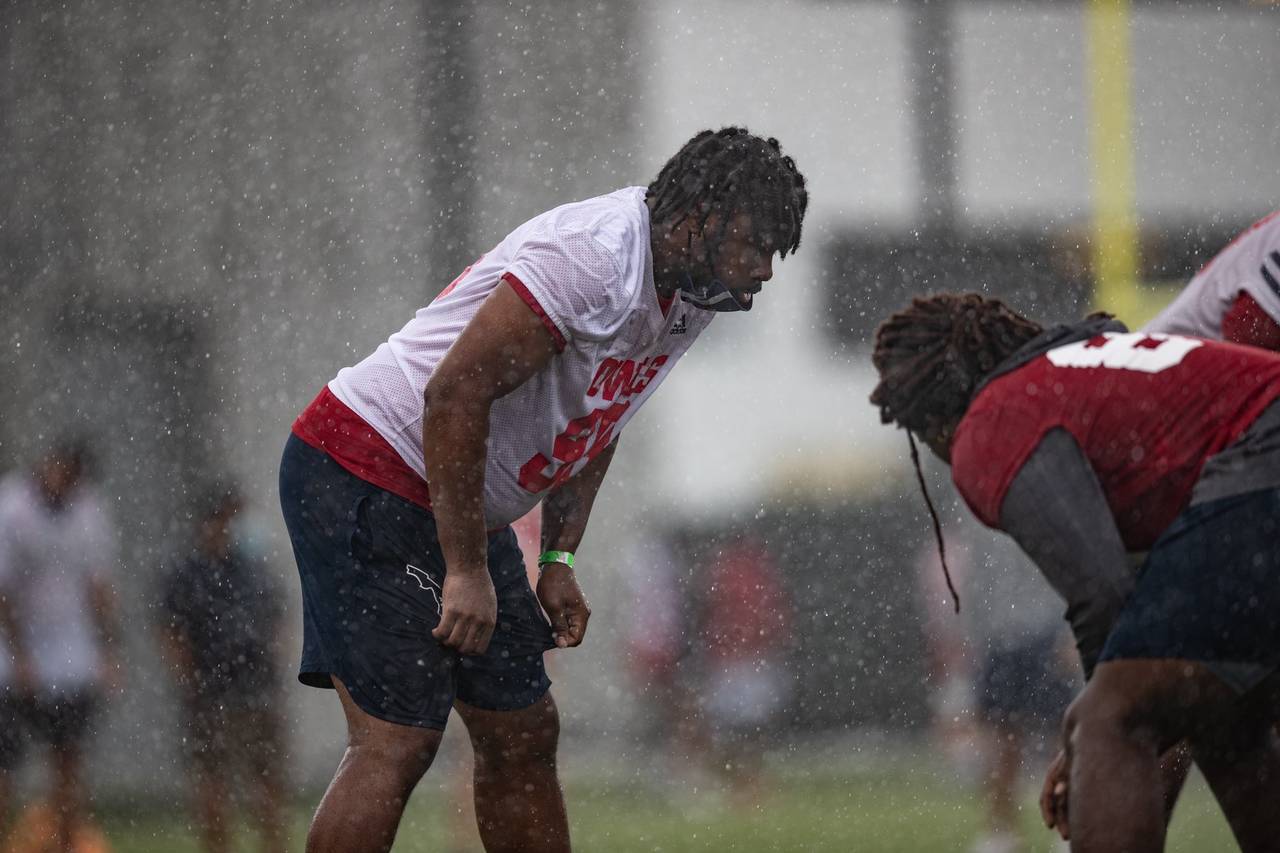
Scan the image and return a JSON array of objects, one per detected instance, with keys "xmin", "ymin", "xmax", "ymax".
[
  {"xmin": 423, "ymin": 280, "xmax": 559, "ymax": 656},
  {"xmin": 0, "ymin": 524, "xmax": 34, "ymax": 696},
  {"xmin": 997, "ymin": 428, "xmax": 1133, "ymax": 681},
  {"xmin": 1001, "ymin": 429, "xmax": 1137, "ymax": 840},
  {"xmin": 0, "ymin": 595, "xmax": 33, "ymax": 696},
  {"xmin": 536, "ymin": 438, "xmax": 618, "ymax": 648}
]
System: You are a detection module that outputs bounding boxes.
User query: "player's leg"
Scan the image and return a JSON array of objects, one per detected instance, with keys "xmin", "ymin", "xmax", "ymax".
[
  {"xmin": 1186, "ymin": 674, "xmax": 1280, "ymax": 852},
  {"xmin": 1060, "ymin": 660, "xmax": 1187, "ymax": 853},
  {"xmin": 306, "ymin": 677, "xmax": 443, "ymax": 853},
  {"xmin": 280, "ymin": 436, "xmax": 462, "ymax": 853},
  {"xmin": 43, "ymin": 693, "xmax": 97, "ymax": 853},
  {"xmin": 455, "ymin": 694, "xmax": 567, "ymax": 853},
  {"xmin": 0, "ymin": 694, "xmax": 24, "ymax": 840},
  {"xmin": 453, "ymin": 525, "xmax": 564, "ymax": 852}
]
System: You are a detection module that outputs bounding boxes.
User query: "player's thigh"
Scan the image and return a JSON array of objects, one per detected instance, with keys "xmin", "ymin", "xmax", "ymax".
[
  {"xmin": 333, "ymin": 676, "xmax": 443, "ymax": 777},
  {"xmin": 291, "ymin": 461, "xmax": 461, "ymax": 730},
  {"xmin": 1069, "ymin": 658, "xmax": 1246, "ymax": 751}
]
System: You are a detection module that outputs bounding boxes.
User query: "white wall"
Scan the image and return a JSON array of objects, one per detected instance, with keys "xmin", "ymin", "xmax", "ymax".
[{"xmin": 621, "ymin": 0, "xmax": 1280, "ymax": 523}]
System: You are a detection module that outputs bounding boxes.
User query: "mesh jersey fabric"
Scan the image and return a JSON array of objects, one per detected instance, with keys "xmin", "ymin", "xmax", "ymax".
[
  {"xmin": 1145, "ymin": 211, "xmax": 1280, "ymax": 340},
  {"xmin": 327, "ymin": 186, "xmax": 713, "ymax": 528}
]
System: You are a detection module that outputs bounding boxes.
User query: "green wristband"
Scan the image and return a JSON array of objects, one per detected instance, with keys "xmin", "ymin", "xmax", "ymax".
[{"xmin": 537, "ymin": 550, "xmax": 575, "ymax": 570}]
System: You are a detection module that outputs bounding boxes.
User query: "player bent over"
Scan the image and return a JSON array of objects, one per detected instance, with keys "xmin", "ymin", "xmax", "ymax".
[
  {"xmin": 279, "ymin": 128, "xmax": 807, "ymax": 853},
  {"xmin": 871, "ymin": 293, "xmax": 1280, "ymax": 853}
]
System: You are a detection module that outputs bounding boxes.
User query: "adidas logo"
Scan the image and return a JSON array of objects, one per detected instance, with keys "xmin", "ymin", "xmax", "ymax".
[{"xmin": 669, "ymin": 316, "xmax": 688, "ymax": 335}]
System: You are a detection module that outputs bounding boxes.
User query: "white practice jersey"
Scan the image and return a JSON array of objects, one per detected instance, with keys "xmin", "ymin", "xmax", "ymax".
[
  {"xmin": 1144, "ymin": 212, "xmax": 1280, "ymax": 338},
  {"xmin": 330, "ymin": 187, "xmax": 714, "ymax": 528},
  {"xmin": 0, "ymin": 474, "xmax": 117, "ymax": 692}
]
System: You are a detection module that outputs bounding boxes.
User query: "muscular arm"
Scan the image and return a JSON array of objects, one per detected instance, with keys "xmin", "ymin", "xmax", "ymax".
[
  {"xmin": 422, "ymin": 280, "xmax": 558, "ymax": 654},
  {"xmin": 540, "ymin": 438, "xmax": 618, "ymax": 554},
  {"xmin": 998, "ymin": 428, "xmax": 1134, "ymax": 679}
]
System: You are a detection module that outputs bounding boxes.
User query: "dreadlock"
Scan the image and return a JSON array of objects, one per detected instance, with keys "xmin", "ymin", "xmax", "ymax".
[
  {"xmin": 870, "ymin": 293, "xmax": 1043, "ymax": 435},
  {"xmin": 869, "ymin": 293, "xmax": 1044, "ymax": 613},
  {"xmin": 646, "ymin": 127, "xmax": 808, "ymax": 258}
]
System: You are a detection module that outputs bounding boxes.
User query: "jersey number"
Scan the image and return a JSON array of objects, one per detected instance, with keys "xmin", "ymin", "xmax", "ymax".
[
  {"xmin": 517, "ymin": 401, "xmax": 629, "ymax": 492},
  {"xmin": 1046, "ymin": 332, "xmax": 1202, "ymax": 374}
]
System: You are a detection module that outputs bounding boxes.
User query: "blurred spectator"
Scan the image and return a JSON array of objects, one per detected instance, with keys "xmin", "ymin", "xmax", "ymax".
[
  {"xmin": 0, "ymin": 440, "xmax": 121, "ymax": 852},
  {"xmin": 156, "ymin": 484, "xmax": 287, "ymax": 853},
  {"xmin": 619, "ymin": 535, "xmax": 706, "ymax": 796},
  {"xmin": 917, "ymin": 515, "xmax": 1076, "ymax": 853},
  {"xmin": 698, "ymin": 537, "xmax": 793, "ymax": 811}
]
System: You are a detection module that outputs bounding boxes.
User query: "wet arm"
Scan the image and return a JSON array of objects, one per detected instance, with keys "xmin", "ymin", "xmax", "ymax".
[
  {"xmin": 998, "ymin": 428, "xmax": 1134, "ymax": 679},
  {"xmin": 423, "ymin": 281, "xmax": 559, "ymax": 575},
  {"xmin": 540, "ymin": 438, "xmax": 618, "ymax": 555}
]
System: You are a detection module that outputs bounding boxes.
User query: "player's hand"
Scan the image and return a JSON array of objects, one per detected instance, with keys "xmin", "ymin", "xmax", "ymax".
[
  {"xmin": 1039, "ymin": 748, "xmax": 1071, "ymax": 840},
  {"xmin": 537, "ymin": 562, "xmax": 590, "ymax": 648},
  {"xmin": 432, "ymin": 568, "xmax": 498, "ymax": 656}
]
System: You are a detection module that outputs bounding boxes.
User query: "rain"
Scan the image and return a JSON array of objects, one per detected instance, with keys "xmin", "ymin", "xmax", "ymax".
[{"xmin": 2, "ymin": 1, "xmax": 1278, "ymax": 851}]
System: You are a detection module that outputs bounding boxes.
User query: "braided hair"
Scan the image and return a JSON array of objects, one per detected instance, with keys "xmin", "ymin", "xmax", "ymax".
[
  {"xmin": 870, "ymin": 293, "xmax": 1043, "ymax": 435},
  {"xmin": 870, "ymin": 293, "xmax": 1044, "ymax": 612},
  {"xmin": 647, "ymin": 127, "xmax": 808, "ymax": 258}
]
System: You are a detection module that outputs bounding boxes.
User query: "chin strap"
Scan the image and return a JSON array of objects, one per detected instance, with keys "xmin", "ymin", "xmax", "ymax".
[{"xmin": 675, "ymin": 222, "xmax": 751, "ymax": 312}]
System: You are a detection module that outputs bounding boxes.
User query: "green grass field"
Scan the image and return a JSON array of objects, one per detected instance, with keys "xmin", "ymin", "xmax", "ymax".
[{"xmin": 95, "ymin": 753, "xmax": 1237, "ymax": 852}]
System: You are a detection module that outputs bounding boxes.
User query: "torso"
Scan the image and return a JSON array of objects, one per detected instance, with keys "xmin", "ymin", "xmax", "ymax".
[
  {"xmin": 303, "ymin": 187, "xmax": 714, "ymax": 527},
  {"xmin": 0, "ymin": 475, "xmax": 115, "ymax": 691}
]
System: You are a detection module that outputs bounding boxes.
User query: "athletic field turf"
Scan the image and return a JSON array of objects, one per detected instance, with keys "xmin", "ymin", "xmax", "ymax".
[{"xmin": 97, "ymin": 755, "xmax": 1235, "ymax": 852}]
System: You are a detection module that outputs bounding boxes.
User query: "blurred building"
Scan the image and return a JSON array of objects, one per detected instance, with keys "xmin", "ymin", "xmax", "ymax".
[{"xmin": 1, "ymin": 0, "xmax": 1277, "ymax": 795}]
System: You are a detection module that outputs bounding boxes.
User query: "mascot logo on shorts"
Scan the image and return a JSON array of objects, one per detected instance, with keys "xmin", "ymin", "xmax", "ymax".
[{"xmin": 405, "ymin": 564, "xmax": 443, "ymax": 615}]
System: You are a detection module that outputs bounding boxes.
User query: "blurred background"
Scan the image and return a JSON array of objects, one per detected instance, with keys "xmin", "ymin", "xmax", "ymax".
[{"xmin": 1, "ymin": 0, "xmax": 1277, "ymax": 849}]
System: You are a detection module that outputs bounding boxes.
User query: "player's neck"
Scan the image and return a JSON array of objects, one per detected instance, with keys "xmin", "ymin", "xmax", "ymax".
[{"xmin": 648, "ymin": 201, "xmax": 688, "ymax": 299}]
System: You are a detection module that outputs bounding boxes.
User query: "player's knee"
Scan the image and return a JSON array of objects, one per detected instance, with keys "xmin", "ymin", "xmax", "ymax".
[
  {"xmin": 347, "ymin": 727, "xmax": 442, "ymax": 787},
  {"xmin": 1064, "ymin": 678, "xmax": 1157, "ymax": 754},
  {"xmin": 472, "ymin": 699, "xmax": 561, "ymax": 772}
]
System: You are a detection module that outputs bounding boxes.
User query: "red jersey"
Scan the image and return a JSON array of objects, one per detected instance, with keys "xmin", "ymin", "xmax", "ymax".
[{"xmin": 952, "ymin": 332, "xmax": 1280, "ymax": 550}]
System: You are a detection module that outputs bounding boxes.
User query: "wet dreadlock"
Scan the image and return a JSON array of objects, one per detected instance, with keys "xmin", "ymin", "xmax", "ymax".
[
  {"xmin": 646, "ymin": 127, "xmax": 808, "ymax": 257},
  {"xmin": 869, "ymin": 293, "xmax": 1044, "ymax": 612}
]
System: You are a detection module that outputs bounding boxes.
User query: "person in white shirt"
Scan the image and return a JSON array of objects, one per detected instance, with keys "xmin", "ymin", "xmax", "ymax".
[
  {"xmin": 1144, "ymin": 211, "xmax": 1280, "ymax": 349},
  {"xmin": 0, "ymin": 440, "xmax": 121, "ymax": 851},
  {"xmin": 279, "ymin": 127, "xmax": 808, "ymax": 853}
]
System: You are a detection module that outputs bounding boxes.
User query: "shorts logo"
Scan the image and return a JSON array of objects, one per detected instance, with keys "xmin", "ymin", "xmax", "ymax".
[{"xmin": 405, "ymin": 564, "xmax": 443, "ymax": 614}]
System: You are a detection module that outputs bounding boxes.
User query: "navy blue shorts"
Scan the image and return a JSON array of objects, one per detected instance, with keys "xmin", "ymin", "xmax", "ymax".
[
  {"xmin": 278, "ymin": 434, "xmax": 555, "ymax": 729},
  {"xmin": 1099, "ymin": 487, "xmax": 1280, "ymax": 693}
]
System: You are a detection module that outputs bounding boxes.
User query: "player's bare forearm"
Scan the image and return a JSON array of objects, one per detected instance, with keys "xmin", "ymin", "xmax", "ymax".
[
  {"xmin": 423, "ymin": 280, "xmax": 559, "ymax": 575},
  {"xmin": 422, "ymin": 400, "xmax": 492, "ymax": 575},
  {"xmin": 541, "ymin": 438, "xmax": 618, "ymax": 553}
]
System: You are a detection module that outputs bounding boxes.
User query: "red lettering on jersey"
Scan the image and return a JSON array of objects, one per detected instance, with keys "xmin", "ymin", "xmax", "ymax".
[
  {"xmin": 628, "ymin": 355, "xmax": 668, "ymax": 396},
  {"xmin": 435, "ymin": 254, "xmax": 486, "ymax": 301},
  {"xmin": 601, "ymin": 360, "xmax": 635, "ymax": 401},
  {"xmin": 520, "ymin": 353, "xmax": 672, "ymax": 493},
  {"xmin": 588, "ymin": 359, "xmax": 620, "ymax": 397},
  {"xmin": 518, "ymin": 452, "xmax": 556, "ymax": 493}
]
